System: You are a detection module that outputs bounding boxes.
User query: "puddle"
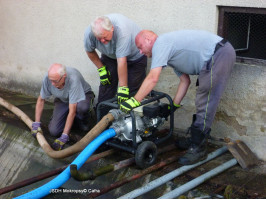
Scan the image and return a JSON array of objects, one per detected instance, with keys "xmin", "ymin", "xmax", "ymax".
[{"xmin": 0, "ymin": 120, "xmax": 72, "ymax": 198}]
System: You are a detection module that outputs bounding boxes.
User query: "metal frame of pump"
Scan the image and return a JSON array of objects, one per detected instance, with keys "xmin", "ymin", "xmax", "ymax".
[{"xmin": 96, "ymin": 90, "xmax": 174, "ymax": 167}]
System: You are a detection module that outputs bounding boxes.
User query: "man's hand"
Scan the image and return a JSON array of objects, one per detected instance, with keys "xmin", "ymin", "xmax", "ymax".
[
  {"xmin": 168, "ymin": 102, "xmax": 181, "ymax": 112},
  {"xmin": 98, "ymin": 66, "xmax": 111, "ymax": 85},
  {"xmin": 31, "ymin": 122, "xmax": 42, "ymax": 137},
  {"xmin": 52, "ymin": 133, "xmax": 69, "ymax": 151},
  {"xmin": 117, "ymin": 86, "xmax": 129, "ymax": 104},
  {"xmin": 120, "ymin": 97, "xmax": 141, "ymax": 113}
]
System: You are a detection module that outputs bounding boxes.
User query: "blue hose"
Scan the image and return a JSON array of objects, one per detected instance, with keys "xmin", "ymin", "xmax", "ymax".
[{"xmin": 14, "ymin": 128, "xmax": 116, "ymax": 199}]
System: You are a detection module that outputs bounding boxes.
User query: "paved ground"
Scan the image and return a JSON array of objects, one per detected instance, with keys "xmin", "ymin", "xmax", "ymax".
[{"xmin": 0, "ymin": 87, "xmax": 265, "ymax": 199}]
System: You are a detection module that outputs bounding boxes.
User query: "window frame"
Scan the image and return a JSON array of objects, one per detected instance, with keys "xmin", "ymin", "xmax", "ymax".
[{"xmin": 218, "ymin": 6, "xmax": 266, "ymax": 66}]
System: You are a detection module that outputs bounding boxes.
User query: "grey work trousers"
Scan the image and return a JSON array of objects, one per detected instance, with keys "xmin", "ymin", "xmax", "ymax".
[
  {"xmin": 193, "ymin": 41, "xmax": 236, "ymax": 131},
  {"xmin": 48, "ymin": 92, "xmax": 94, "ymax": 137},
  {"xmin": 98, "ymin": 55, "xmax": 147, "ymax": 103}
]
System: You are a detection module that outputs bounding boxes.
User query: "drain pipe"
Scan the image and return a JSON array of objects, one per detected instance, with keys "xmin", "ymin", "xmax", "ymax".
[
  {"xmin": 119, "ymin": 146, "xmax": 228, "ymax": 199},
  {"xmin": 14, "ymin": 128, "xmax": 116, "ymax": 199},
  {"xmin": 0, "ymin": 96, "xmax": 118, "ymax": 159},
  {"xmin": 88, "ymin": 154, "xmax": 179, "ymax": 199},
  {"xmin": 158, "ymin": 158, "xmax": 237, "ymax": 199}
]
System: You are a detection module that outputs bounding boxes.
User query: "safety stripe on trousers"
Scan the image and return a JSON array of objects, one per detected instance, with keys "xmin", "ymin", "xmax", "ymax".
[
  {"xmin": 90, "ymin": 96, "xmax": 94, "ymax": 112},
  {"xmin": 203, "ymin": 56, "xmax": 214, "ymax": 131}
]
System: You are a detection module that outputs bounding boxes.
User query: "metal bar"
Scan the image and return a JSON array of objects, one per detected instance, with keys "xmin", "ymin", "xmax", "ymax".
[
  {"xmin": 96, "ymin": 97, "xmax": 117, "ymax": 122},
  {"xmin": 99, "ymin": 101, "xmax": 119, "ymax": 109},
  {"xmin": 0, "ymin": 167, "xmax": 66, "ymax": 196},
  {"xmin": 158, "ymin": 159, "xmax": 237, "ymax": 199},
  {"xmin": 119, "ymin": 146, "xmax": 228, "ymax": 199},
  {"xmin": 110, "ymin": 143, "xmax": 176, "ymax": 172},
  {"xmin": 0, "ymin": 149, "xmax": 115, "ymax": 195},
  {"xmin": 105, "ymin": 140, "xmax": 136, "ymax": 154},
  {"xmin": 86, "ymin": 149, "xmax": 116, "ymax": 163},
  {"xmin": 130, "ymin": 110, "xmax": 137, "ymax": 148},
  {"xmin": 112, "ymin": 158, "xmax": 135, "ymax": 171},
  {"xmin": 88, "ymin": 154, "xmax": 179, "ymax": 198},
  {"xmin": 140, "ymin": 93, "xmax": 165, "ymax": 105},
  {"xmin": 218, "ymin": 6, "xmax": 266, "ymax": 15},
  {"xmin": 71, "ymin": 144, "xmax": 176, "ymax": 181},
  {"xmin": 112, "ymin": 143, "xmax": 175, "ymax": 171},
  {"xmin": 235, "ymin": 16, "xmax": 251, "ymax": 52},
  {"xmin": 106, "ymin": 130, "xmax": 172, "ymax": 154},
  {"xmin": 153, "ymin": 92, "xmax": 174, "ymax": 145}
]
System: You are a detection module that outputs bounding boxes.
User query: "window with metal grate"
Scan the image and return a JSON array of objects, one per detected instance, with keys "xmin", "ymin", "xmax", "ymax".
[{"xmin": 218, "ymin": 6, "xmax": 266, "ymax": 65}]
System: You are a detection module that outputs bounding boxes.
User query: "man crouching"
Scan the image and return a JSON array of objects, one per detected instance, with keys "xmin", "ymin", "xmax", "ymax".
[{"xmin": 32, "ymin": 63, "xmax": 94, "ymax": 150}]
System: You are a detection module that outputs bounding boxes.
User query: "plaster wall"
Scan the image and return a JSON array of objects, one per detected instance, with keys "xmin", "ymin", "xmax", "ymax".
[{"xmin": 0, "ymin": 0, "xmax": 265, "ymax": 160}]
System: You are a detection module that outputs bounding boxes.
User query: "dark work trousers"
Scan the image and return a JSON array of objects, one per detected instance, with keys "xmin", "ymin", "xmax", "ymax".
[
  {"xmin": 98, "ymin": 55, "xmax": 147, "ymax": 103},
  {"xmin": 193, "ymin": 42, "xmax": 236, "ymax": 131},
  {"xmin": 48, "ymin": 92, "xmax": 94, "ymax": 137}
]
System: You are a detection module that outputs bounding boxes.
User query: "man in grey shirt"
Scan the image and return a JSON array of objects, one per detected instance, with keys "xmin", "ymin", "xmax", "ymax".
[
  {"xmin": 32, "ymin": 63, "xmax": 94, "ymax": 151},
  {"xmin": 84, "ymin": 13, "xmax": 147, "ymax": 105},
  {"xmin": 120, "ymin": 30, "xmax": 236, "ymax": 165}
]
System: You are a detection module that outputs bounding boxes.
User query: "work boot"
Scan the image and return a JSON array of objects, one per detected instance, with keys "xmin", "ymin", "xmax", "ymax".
[
  {"xmin": 178, "ymin": 126, "xmax": 210, "ymax": 165},
  {"xmin": 75, "ymin": 118, "xmax": 90, "ymax": 132},
  {"xmin": 74, "ymin": 110, "xmax": 93, "ymax": 132},
  {"xmin": 175, "ymin": 136, "xmax": 192, "ymax": 150},
  {"xmin": 175, "ymin": 114, "xmax": 196, "ymax": 150}
]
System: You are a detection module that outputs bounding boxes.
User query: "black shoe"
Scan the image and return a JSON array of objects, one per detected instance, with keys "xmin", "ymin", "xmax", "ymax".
[
  {"xmin": 175, "ymin": 137, "xmax": 191, "ymax": 150},
  {"xmin": 69, "ymin": 133, "xmax": 83, "ymax": 143},
  {"xmin": 176, "ymin": 122, "xmax": 211, "ymax": 150},
  {"xmin": 75, "ymin": 119, "xmax": 90, "ymax": 132},
  {"xmin": 178, "ymin": 123, "xmax": 210, "ymax": 165},
  {"xmin": 175, "ymin": 114, "xmax": 197, "ymax": 150},
  {"xmin": 79, "ymin": 121, "xmax": 90, "ymax": 132},
  {"xmin": 178, "ymin": 143, "xmax": 207, "ymax": 165}
]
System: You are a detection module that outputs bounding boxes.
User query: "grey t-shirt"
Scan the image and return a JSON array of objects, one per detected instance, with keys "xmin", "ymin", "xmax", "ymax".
[
  {"xmin": 40, "ymin": 67, "xmax": 92, "ymax": 104},
  {"xmin": 84, "ymin": 13, "xmax": 142, "ymax": 61},
  {"xmin": 151, "ymin": 30, "xmax": 222, "ymax": 76}
]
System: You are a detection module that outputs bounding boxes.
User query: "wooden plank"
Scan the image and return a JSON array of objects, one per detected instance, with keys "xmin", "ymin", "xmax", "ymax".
[
  {"xmin": 227, "ymin": 140, "xmax": 259, "ymax": 169},
  {"xmin": 236, "ymin": 140, "xmax": 259, "ymax": 166}
]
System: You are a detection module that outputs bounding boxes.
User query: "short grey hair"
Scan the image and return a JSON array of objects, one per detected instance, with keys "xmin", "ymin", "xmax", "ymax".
[
  {"xmin": 58, "ymin": 64, "xmax": 66, "ymax": 76},
  {"xmin": 91, "ymin": 16, "xmax": 113, "ymax": 37}
]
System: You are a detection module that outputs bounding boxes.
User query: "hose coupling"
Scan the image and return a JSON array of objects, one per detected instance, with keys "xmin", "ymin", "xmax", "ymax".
[{"xmin": 109, "ymin": 109, "xmax": 124, "ymax": 120}]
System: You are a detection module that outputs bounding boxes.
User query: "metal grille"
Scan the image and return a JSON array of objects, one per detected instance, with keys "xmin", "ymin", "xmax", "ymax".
[{"xmin": 220, "ymin": 8, "xmax": 266, "ymax": 60}]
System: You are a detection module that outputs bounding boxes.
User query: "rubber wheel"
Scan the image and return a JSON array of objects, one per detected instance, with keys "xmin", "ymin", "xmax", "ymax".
[{"xmin": 135, "ymin": 141, "xmax": 157, "ymax": 169}]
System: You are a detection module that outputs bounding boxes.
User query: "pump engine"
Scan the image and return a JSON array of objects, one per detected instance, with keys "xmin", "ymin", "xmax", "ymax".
[{"xmin": 110, "ymin": 102, "xmax": 170, "ymax": 143}]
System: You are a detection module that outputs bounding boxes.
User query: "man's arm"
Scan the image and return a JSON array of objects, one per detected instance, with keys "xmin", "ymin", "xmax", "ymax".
[
  {"xmin": 173, "ymin": 74, "xmax": 191, "ymax": 105},
  {"xmin": 35, "ymin": 96, "xmax": 45, "ymax": 122},
  {"xmin": 62, "ymin": 103, "xmax": 77, "ymax": 135},
  {"xmin": 86, "ymin": 50, "xmax": 104, "ymax": 69},
  {"xmin": 119, "ymin": 67, "xmax": 162, "ymax": 114},
  {"xmin": 134, "ymin": 67, "xmax": 162, "ymax": 102},
  {"xmin": 117, "ymin": 57, "xmax": 128, "ymax": 87}
]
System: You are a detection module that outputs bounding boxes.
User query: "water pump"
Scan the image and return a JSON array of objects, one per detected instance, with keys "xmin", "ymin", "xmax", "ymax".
[{"xmin": 97, "ymin": 91, "xmax": 174, "ymax": 169}]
